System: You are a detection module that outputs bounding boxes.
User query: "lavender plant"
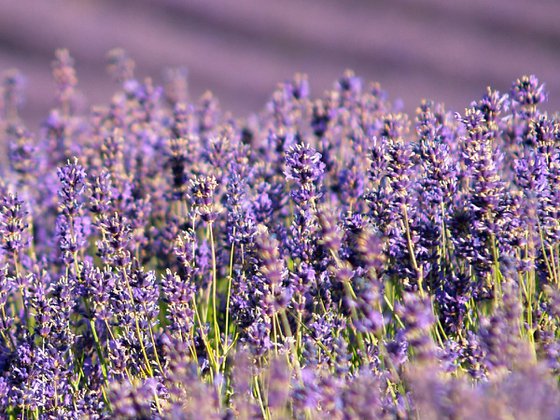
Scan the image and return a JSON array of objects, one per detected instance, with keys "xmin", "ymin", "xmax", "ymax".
[{"xmin": 0, "ymin": 49, "xmax": 558, "ymax": 419}]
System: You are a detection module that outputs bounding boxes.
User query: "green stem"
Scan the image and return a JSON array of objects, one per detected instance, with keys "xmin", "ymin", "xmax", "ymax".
[
  {"xmin": 402, "ymin": 205, "xmax": 424, "ymax": 295},
  {"xmin": 224, "ymin": 228, "xmax": 235, "ymax": 354},
  {"xmin": 123, "ymin": 269, "xmax": 154, "ymax": 377},
  {"xmin": 209, "ymin": 222, "xmax": 220, "ymax": 356}
]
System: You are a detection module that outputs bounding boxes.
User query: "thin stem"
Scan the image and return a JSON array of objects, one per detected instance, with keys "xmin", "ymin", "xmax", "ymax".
[
  {"xmin": 402, "ymin": 205, "xmax": 424, "ymax": 295},
  {"xmin": 224, "ymin": 228, "xmax": 235, "ymax": 354},
  {"xmin": 209, "ymin": 222, "xmax": 220, "ymax": 357},
  {"xmin": 122, "ymin": 268, "xmax": 154, "ymax": 377}
]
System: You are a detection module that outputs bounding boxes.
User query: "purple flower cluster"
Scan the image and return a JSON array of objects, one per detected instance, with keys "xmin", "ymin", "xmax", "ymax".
[{"xmin": 0, "ymin": 49, "xmax": 559, "ymax": 418}]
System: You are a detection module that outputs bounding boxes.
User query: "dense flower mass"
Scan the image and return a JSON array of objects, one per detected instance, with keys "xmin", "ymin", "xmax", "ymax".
[{"xmin": 0, "ymin": 50, "xmax": 559, "ymax": 419}]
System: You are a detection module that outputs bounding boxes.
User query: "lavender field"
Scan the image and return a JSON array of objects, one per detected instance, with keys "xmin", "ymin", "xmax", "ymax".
[{"xmin": 0, "ymin": 48, "xmax": 559, "ymax": 419}]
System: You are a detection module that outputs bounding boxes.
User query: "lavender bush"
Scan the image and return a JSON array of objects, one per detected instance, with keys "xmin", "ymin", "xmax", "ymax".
[{"xmin": 0, "ymin": 49, "xmax": 559, "ymax": 419}]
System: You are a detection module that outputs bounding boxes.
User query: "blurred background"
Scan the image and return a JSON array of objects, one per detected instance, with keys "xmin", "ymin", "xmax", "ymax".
[{"xmin": 1, "ymin": 0, "xmax": 560, "ymax": 124}]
